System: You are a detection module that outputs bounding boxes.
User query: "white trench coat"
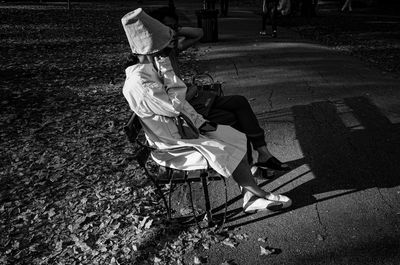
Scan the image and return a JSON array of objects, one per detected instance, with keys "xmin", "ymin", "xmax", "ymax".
[{"xmin": 122, "ymin": 57, "xmax": 247, "ymax": 178}]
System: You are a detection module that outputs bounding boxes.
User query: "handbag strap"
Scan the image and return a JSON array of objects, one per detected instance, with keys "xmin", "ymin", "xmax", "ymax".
[{"xmin": 192, "ymin": 73, "xmax": 215, "ymax": 86}]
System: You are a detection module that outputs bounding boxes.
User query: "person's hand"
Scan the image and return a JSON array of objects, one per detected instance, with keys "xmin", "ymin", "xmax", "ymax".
[
  {"xmin": 185, "ymin": 84, "xmax": 198, "ymax": 101},
  {"xmin": 199, "ymin": 121, "xmax": 218, "ymax": 134},
  {"xmin": 168, "ymin": 30, "xmax": 179, "ymax": 49}
]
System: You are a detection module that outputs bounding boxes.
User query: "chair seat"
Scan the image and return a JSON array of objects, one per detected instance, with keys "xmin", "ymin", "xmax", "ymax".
[
  {"xmin": 124, "ymin": 113, "xmax": 228, "ymax": 229},
  {"xmin": 155, "ymin": 167, "xmax": 224, "ymax": 184}
]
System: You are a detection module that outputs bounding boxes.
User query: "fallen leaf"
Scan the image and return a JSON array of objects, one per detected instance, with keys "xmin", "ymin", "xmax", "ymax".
[
  {"xmin": 132, "ymin": 244, "xmax": 138, "ymax": 252},
  {"xmin": 47, "ymin": 208, "xmax": 56, "ymax": 218},
  {"xmin": 257, "ymin": 237, "xmax": 266, "ymax": 243},
  {"xmin": 144, "ymin": 219, "xmax": 153, "ymax": 229},
  {"xmin": 194, "ymin": 256, "xmax": 202, "ymax": 264},
  {"xmin": 260, "ymin": 246, "xmax": 276, "ymax": 256},
  {"xmin": 222, "ymin": 238, "xmax": 236, "ymax": 248},
  {"xmin": 202, "ymin": 242, "xmax": 210, "ymax": 250},
  {"xmin": 138, "ymin": 216, "xmax": 149, "ymax": 229}
]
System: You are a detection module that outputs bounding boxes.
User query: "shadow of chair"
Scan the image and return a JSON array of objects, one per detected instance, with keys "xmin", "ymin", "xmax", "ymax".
[{"xmin": 217, "ymin": 96, "xmax": 400, "ymax": 228}]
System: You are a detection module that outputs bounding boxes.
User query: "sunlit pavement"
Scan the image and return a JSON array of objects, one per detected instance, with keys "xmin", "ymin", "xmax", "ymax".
[{"xmin": 140, "ymin": 1, "xmax": 400, "ymax": 264}]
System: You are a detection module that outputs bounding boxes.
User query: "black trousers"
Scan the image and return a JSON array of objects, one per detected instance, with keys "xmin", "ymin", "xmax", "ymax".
[
  {"xmin": 220, "ymin": 0, "xmax": 229, "ymax": 16},
  {"xmin": 204, "ymin": 95, "xmax": 266, "ymax": 149},
  {"xmin": 262, "ymin": 0, "xmax": 278, "ymax": 32}
]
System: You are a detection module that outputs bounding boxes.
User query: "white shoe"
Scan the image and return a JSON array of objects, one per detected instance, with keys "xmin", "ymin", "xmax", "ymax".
[
  {"xmin": 265, "ymin": 193, "xmax": 292, "ymax": 208},
  {"xmin": 251, "ymin": 166, "xmax": 274, "ymax": 179},
  {"xmin": 242, "ymin": 189, "xmax": 283, "ymax": 214},
  {"xmin": 243, "ymin": 196, "xmax": 283, "ymax": 214}
]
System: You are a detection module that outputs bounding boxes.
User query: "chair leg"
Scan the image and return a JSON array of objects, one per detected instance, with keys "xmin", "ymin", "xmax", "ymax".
[
  {"xmin": 219, "ymin": 177, "xmax": 228, "ymax": 230},
  {"xmin": 186, "ymin": 171, "xmax": 201, "ymax": 229},
  {"xmin": 167, "ymin": 168, "xmax": 174, "ymax": 220},
  {"xmin": 144, "ymin": 167, "xmax": 171, "ymax": 219},
  {"xmin": 200, "ymin": 170, "xmax": 213, "ymax": 227}
]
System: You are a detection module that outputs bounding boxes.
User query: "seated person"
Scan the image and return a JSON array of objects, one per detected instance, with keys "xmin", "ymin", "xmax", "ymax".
[
  {"xmin": 149, "ymin": 7, "xmax": 290, "ymax": 172},
  {"xmin": 121, "ymin": 8, "xmax": 292, "ymax": 213}
]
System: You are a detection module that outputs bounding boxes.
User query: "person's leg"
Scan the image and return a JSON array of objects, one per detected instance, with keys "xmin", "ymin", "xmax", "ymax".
[
  {"xmin": 232, "ymin": 156, "xmax": 292, "ymax": 212},
  {"xmin": 260, "ymin": 12, "xmax": 268, "ymax": 35},
  {"xmin": 220, "ymin": 0, "xmax": 229, "ymax": 16},
  {"xmin": 209, "ymin": 95, "xmax": 266, "ymax": 148},
  {"xmin": 207, "ymin": 95, "xmax": 290, "ymax": 170},
  {"xmin": 232, "ymin": 156, "xmax": 267, "ymax": 198},
  {"xmin": 211, "ymin": 95, "xmax": 291, "ymax": 170},
  {"xmin": 341, "ymin": 0, "xmax": 350, "ymax": 11},
  {"xmin": 206, "ymin": 101, "xmax": 253, "ymax": 164},
  {"xmin": 341, "ymin": 0, "xmax": 346, "ymax": 11},
  {"xmin": 206, "ymin": 107, "xmax": 236, "ymax": 126},
  {"xmin": 260, "ymin": 0, "xmax": 268, "ymax": 35},
  {"xmin": 270, "ymin": 1, "xmax": 278, "ymax": 37}
]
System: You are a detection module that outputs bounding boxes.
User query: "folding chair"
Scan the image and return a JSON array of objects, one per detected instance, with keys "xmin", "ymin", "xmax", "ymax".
[{"xmin": 124, "ymin": 113, "xmax": 228, "ymax": 229}]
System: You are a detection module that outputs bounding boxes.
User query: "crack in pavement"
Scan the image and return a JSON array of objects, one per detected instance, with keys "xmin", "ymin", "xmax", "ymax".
[
  {"xmin": 315, "ymin": 202, "xmax": 328, "ymax": 239},
  {"xmin": 232, "ymin": 60, "xmax": 239, "ymax": 76},
  {"xmin": 304, "ymin": 79, "xmax": 315, "ymax": 98},
  {"xmin": 376, "ymin": 187, "xmax": 397, "ymax": 212},
  {"xmin": 231, "ymin": 59, "xmax": 243, "ymax": 92},
  {"xmin": 267, "ymin": 89, "xmax": 274, "ymax": 111}
]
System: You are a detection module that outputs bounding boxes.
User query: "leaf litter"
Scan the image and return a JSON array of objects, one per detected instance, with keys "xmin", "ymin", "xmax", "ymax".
[
  {"xmin": 0, "ymin": 3, "xmax": 204, "ymax": 265},
  {"xmin": 0, "ymin": 3, "xmax": 248, "ymax": 265}
]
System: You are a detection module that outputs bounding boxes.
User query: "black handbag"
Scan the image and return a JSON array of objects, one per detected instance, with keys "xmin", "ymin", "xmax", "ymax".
[
  {"xmin": 192, "ymin": 73, "xmax": 223, "ymax": 96},
  {"xmin": 188, "ymin": 73, "xmax": 223, "ymax": 117},
  {"xmin": 174, "ymin": 113, "xmax": 200, "ymax": 139}
]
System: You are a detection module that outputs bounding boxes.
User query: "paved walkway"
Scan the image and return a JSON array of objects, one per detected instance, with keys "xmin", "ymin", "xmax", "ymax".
[
  {"xmin": 144, "ymin": 1, "xmax": 400, "ymax": 264},
  {"xmin": 175, "ymin": 3, "xmax": 400, "ymax": 265}
]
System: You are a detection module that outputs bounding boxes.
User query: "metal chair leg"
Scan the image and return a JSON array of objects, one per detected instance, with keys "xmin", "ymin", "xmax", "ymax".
[
  {"xmin": 200, "ymin": 170, "xmax": 213, "ymax": 227},
  {"xmin": 145, "ymin": 165, "xmax": 226, "ymax": 229},
  {"xmin": 144, "ymin": 167, "xmax": 171, "ymax": 219},
  {"xmin": 186, "ymin": 171, "xmax": 201, "ymax": 229},
  {"xmin": 167, "ymin": 168, "xmax": 174, "ymax": 220},
  {"xmin": 218, "ymin": 177, "xmax": 228, "ymax": 230}
]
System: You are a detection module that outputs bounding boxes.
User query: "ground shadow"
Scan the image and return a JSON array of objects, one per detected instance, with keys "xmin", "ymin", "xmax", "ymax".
[
  {"xmin": 223, "ymin": 96, "xmax": 400, "ymax": 227},
  {"xmin": 294, "ymin": 235, "xmax": 400, "ymax": 265},
  {"xmin": 288, "ymin": 96, "xmax": 400, "ymax": 207}
]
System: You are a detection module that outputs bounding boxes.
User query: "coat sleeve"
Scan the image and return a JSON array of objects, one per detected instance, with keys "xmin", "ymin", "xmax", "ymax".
[
  {"xmin": 154, "ymin": 56, "xmax": 187, "ymax": 101},
  {"xmin": 155, "ymin": 56, "xmax": 206, "ymax": 128},
  {"xmin": 140, "ymin": 77, "xmax": 181, "ymax": 117}
]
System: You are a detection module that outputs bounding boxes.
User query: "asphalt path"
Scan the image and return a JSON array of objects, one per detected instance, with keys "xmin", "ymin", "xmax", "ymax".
[
  {"xmin": 172, "ymin": 3, "xmax": 400, "ymax": 265},
  {"xmin": 135, "ymin": 1, "xmax": 400, "ymax": 264}
]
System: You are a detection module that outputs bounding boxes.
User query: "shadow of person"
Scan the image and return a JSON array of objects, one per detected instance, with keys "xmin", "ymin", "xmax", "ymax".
[
  {"xmin": 224, "ymin": 96, "xmax": 400, "ymax": 228},
  {"xmin": 287, "ymin": 96, "xmax": 400, "ymax": 207}
]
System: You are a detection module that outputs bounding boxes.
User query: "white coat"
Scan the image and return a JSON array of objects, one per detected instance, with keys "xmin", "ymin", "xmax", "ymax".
[{"xmin": 122, "ymin": 57, "xmax": 247, "ymax": 178}]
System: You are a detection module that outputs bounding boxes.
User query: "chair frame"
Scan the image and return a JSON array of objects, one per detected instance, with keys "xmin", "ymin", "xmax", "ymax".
[{"xmin": 124, "ymin": 113, "xmax": 228, "ymax": 229}]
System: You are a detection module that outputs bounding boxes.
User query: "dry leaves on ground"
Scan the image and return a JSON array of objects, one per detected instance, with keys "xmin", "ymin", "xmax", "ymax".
[{"xmin": 0, "ymin": 4, "xmax": 206, "ymax": 264}]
